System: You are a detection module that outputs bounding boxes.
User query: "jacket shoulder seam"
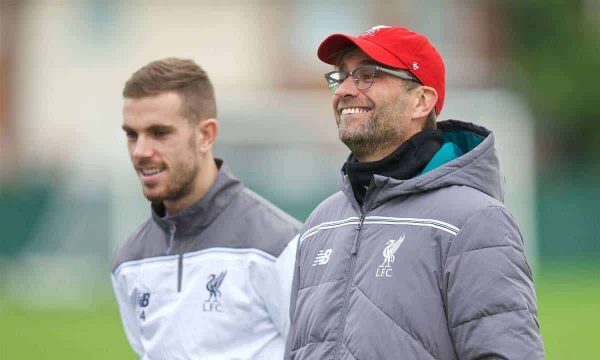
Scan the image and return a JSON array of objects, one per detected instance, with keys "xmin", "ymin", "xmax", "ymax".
[
  {"xmin": 446, "ymin": 243, "xmax": 523, "ymax": 260},
  {"xmin": 443, "ymin": 205, "xmax": 508, "ymax": 267},
  {"xmin": 450, "ymin": 307, "xmax": 529, "ymax": 329}
]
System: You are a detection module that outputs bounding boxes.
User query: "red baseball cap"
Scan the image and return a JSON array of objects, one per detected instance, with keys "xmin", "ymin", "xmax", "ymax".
[{"xmin": 318, "ymin": 25, "xmax": 446, "ymax": 115}]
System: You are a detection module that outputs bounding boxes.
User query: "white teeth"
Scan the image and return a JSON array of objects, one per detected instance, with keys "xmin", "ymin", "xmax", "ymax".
[
  {"xmin": 341, "ymin": 108, "xmax": 370, "ymax": 115},
  {"xmin": 141, "ymin": 168, "xmax": 162, "ymax": 176}
]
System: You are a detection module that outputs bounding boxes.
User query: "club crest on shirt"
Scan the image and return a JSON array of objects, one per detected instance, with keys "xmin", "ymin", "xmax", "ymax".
[
  {"xmin": 376, "ymin": 235, "xmax": 405, "ymax": 278},
  {"xmin": 204, "ymin": 270, "xmax": 227, "ymax": 312}
]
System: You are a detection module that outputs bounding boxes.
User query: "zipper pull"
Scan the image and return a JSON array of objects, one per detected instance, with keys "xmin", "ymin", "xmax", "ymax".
[
  {"xmin": 351, "ymin": 215, "xmax": 365, "ymax": 255},
  {"xmin": 356, "ymin": 215, "xmax": 365, "ymax": 231},
  {"xmin": 166, "ymin": 223, "xmax": 177, "ymax": 255}
]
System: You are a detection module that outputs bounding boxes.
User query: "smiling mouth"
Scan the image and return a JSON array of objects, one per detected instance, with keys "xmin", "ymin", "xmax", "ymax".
[
  {"xmin": 340, "ymin": 107, "xmax": 372, "ymax": 115},
  {"xmin": 139, "ymin": 166, "xmax": 165, "ymax": 177}
]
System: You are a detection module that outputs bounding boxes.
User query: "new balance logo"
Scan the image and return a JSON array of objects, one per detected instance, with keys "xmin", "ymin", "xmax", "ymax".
[
  {"xmin": 137, "ymin": 292, "xmax": 150, "ymax": 307},
  {"xmin": 313, "ymin": 249, "xmax": 332, "ymax": 266},
  {"xmin": 136, "ymin": 291, "xmax": 151, "ymax": 321}
]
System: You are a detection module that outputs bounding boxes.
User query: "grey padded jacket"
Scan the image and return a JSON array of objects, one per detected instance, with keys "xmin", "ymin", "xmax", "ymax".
[{"xmin": 285, "ymin": 120, "xmax": 544, "ymax": 360}]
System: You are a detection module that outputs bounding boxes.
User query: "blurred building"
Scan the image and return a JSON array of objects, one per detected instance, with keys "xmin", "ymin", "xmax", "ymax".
[{"xmin": 0, "ymin": 0, "xmax": 537, "ymax": 306}]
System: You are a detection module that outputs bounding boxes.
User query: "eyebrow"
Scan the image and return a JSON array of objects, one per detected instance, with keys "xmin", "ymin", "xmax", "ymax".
[
  {"xmin": 121, "ymin": 124, "xmax": 175, "ymax": 133},
  {"xmin": 122, "ymin": 125, "xmax": 135, "ymax": 133}
]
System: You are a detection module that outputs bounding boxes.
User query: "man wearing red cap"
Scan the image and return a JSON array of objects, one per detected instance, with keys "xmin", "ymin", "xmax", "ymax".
[{"xmin": 285, "ymin": 26, "xmax": 544, "ymax": 359}]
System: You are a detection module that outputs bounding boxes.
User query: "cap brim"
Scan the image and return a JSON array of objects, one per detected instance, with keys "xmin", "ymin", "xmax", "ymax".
[{"xmin": 317, "ymin": 34, "xmax": 407, "ymax": 69}]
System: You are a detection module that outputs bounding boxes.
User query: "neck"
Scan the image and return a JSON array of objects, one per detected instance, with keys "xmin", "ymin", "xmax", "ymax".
[
  {"xmin": 355, "ymin": 142, "xmax": 401, "ymax": 162},
  {"xmin": 163, "ymin": 157, "xmax": 219, "ymax": 215},
  {"xmin": 355, "ymin": 127, "xmax": 423, "ymax": 163},
  {"xmin": 343, "ymin": 129, "xmax": 444, "ymax": 206}
]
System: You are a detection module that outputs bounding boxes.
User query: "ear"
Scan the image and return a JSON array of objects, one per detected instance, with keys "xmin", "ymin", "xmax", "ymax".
[
  {"xmin": 195, "ymin": 118, "xmax": 219, "ymax": 154},
  {"xmin": 411, "ymin": 86, "xmax": 438, "ymax": 119}
]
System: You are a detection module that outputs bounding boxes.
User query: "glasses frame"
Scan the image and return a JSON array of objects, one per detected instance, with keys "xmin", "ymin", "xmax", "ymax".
[{"xmin": 324, "ymin": 64, "xmax": 421, "ymax": 94}]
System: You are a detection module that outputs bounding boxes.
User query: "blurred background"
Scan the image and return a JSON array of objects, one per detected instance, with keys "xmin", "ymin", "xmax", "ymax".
[{"xmin": 1, "ymin": 0, "xmax": 598, "ymax": 358}]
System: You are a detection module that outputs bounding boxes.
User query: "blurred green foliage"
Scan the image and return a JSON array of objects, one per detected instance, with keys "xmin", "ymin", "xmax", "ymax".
[
  {"xmin": 0, "ymin": 185, "xmax": 52, "ymax": 255},
  {"xmin": 503, "ymin": 1, "xmax": 600, "ymax": 158},
  {"xmin": 537, "ymin": 164, "xmax": 600, "ymax": 260}
]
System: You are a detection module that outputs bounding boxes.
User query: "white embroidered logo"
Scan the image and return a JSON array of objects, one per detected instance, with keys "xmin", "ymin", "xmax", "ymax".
[
  {"xmin": 412, "ymin": 62, "xmax": 419, "ymax": 70},
  {"xmin": 362, "ymin": 25, "xmax": 391, "ymax": 37},
  {"xmin": 313, "ymin": 249, "xmax": 332, "ymax": 266},
  {"xmin": 376, "ymin": 235, "xmax": 405, "ymax": 278}
]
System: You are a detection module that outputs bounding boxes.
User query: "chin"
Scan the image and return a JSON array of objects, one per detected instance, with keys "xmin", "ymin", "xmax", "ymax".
[
  {"xmin": 339, "ymin": 129, "xmax": 367, "ymax": 143},
  {"xmin": 142, "ymin": 188, "xmax": 166, "ymax": 203},
  {"xmin": 144, "ymin": 194, "xmax": 164, "ymax": 203}
]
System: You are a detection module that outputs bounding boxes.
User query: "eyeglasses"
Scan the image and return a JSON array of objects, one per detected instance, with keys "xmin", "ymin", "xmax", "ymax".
[{"xmin": 324, "ymin": 64, "xmax": 421, "ymax": 94}]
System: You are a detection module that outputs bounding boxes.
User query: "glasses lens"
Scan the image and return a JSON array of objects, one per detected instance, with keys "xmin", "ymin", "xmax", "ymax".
[
  {"xmin": 325, "ymin": 71, "xmax": 346, "ymax": 94},
  {"xmin": 353, "ymin": 66, "xmax": 376, "ymax": 90}
]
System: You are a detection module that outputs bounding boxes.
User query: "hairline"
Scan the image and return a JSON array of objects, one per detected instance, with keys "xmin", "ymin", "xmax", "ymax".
[{"xmin": 124, "ymin": 90, "xmax": 208, "ymax": 125}]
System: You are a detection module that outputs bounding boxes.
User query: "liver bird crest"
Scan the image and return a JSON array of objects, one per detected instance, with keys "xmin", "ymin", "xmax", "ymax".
[
  {"xmin": 206, "ymin": 271, "xmax": 227, "ymax": 302},
  {"xmin": 380, "ymin": 235, "xmax": 405, "ymax": 268}
]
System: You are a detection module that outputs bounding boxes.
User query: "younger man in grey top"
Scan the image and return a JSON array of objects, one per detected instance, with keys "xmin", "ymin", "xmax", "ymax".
[{"xmin": 112, "ymin": 58, "xmax": 301, "ymax": 359}]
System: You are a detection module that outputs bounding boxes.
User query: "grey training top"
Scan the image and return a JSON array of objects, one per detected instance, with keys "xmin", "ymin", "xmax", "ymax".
[{"xmin": 112, "ymin": 160, "xmax": 302, "ymax": 359}]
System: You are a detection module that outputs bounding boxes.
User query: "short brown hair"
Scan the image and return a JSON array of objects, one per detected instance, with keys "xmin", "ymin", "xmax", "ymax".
[{"xmin": 123, "ymin": 58, "xmax": 216, "ymax": 123}]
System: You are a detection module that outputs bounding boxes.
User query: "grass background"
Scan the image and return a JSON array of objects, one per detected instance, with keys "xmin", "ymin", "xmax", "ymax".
[{"xmin": 1, "ymin": 263, "xmax": 598, "ymax": 359}]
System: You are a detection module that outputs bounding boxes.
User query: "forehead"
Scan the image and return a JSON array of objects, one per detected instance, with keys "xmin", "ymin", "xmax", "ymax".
[
  {"xmin": 122, "ymin": 92, "xmax": 184, "ymax": 128},
  {"xmin": 337, "ymin": 48, "xmax": 375, "ymax": 70}
]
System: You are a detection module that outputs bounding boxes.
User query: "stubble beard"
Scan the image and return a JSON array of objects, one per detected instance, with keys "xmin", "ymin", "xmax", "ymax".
[
  {"xmin": 337, "ymin": 99, "xmax": 407, "ymax": 160},
  {"xmin": 143, "ymin": 135, "xmax": 200, "ymax": 204}
]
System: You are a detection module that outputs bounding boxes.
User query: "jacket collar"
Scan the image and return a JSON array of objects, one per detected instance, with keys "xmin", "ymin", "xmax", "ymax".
[
  {"xmin": 341, "ymin": 120, "xmax": 503, "ymax": 213},
  {"xmin": 151, "ymin": 159, "xmax": 244, "ymax": 237},
  {"xmin": 342, "ymin": 130, "xmax": 443, "ymax": 206}
]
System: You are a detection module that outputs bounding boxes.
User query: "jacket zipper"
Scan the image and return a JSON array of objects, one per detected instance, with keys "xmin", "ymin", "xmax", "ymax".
[
  {"xmin": 166, "ymin": 224, "xmax": 176, "ymax": 255},
  {"xmin": 177, "ymin": 253, "xmax": 183, "ymax": 293},
  {"xmin": 165, "ymin": 224, "xmax": 183, "ymax": 292},
  {"xmin": 333, "ymin": 213, "xmax": 365, "ymax": 360}
]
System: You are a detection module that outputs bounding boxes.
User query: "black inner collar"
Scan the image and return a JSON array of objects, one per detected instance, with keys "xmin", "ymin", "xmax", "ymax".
[{"xmin": 342, "ymin": 129, "xmax": 443, "ymax": 206}]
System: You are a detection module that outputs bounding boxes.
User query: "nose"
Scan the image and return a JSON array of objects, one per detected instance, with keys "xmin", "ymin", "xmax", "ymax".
[
  {"xmin": 334, "ymin": 76, "xmax": 360, "ymax": 98},
  {"xmin": 130, "ymin": 135, "xmax": 154, "ymax": 159}
]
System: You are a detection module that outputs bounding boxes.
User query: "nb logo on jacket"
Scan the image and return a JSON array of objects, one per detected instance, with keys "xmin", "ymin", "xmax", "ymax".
[
  {"xmin": 135, "ymin": 291, "xmax": 151, "ymax": 321},
  {"xmin": 313, "ymin": 249, "xmax": 332, "ymax": 266}
]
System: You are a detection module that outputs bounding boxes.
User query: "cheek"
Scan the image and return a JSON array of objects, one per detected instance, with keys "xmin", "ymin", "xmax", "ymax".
[
  {"xmin": 126, "ymin": 143, "xmax": 135, "ymax": 157},
  {"xmin": 167, "ymin": 144, "xmax": 193, "ymax": 165},
  {"xmin": 332, "ymin": 96, "xmax": 340, "ymax": 110}
]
